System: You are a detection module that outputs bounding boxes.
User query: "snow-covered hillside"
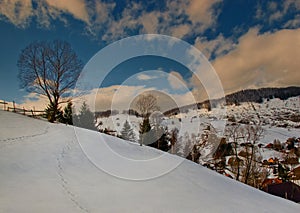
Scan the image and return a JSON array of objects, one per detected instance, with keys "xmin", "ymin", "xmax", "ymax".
[
  {"xmin": 97, "ymin": 97, "xmax": 299, "ymax": 146},
  {"xmin": 0, "ymin": 110, "xmax": 299, "ymax": 212}
]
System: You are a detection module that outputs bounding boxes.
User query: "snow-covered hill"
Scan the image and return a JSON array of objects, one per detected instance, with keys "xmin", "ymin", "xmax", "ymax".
[
  {"xmin": 97, "ymin": 97, "xmax": 299, "ymax": 143},
  {"xmin": 0, "ymin": 110, "xmax": 299, "ymax": 212}
]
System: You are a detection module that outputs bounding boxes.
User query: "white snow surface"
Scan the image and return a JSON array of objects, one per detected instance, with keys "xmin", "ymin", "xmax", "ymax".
[{"xmin": 0, "ymin": 110, "xmax": 299, "ymax": 212}]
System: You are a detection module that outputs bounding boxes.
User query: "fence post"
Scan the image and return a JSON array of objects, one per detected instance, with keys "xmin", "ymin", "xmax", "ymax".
[{"xmin": 13, "ymin": 101, "xmax": 16, "ymax": 112}]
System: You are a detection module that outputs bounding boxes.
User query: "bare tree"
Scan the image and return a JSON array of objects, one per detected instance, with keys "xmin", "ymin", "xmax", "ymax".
[
  {"xmin": 225, "ymin": 124, "xmax": 244, "ymax": 181},
  {"xmin": 240, "ymin": 125, "xmax": 263, "ymax": 185},
  {"xmin": 18, "ymin": 40, "xmax": 83, "ymax": 122},
  {"xmin": 136, "ymin": 94, "xmax": 159, "ymax": 146},
  {"xmin": 225, "ymin": 124, "xmax": 264, "ymax": 186},
  {"xmin": 170, "ymin": 128, "xmax": 179, "ymax": 154},
  {"xmin": 135, "ymin": 94, "xmax": 159, "ymax": 118}
]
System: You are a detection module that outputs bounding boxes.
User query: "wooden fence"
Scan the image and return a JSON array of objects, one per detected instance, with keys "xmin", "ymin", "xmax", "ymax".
[
  {"xmin": 0, "ymin": 101, "xmax": 8, "ymax": 110},
  {"xmin": 1, "ymin": 100, "xmax": 45, "ymax": 117}
]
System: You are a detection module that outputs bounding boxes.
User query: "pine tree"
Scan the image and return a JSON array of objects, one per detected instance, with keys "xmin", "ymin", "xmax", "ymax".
[
  {"xmin": 120, "ymin": 120, "xmax": 136, "ymax": 142},
  {"xmin": 157, "ymin": 126, "xmax": 170, "ymax": 152},
  {"xmin": 63, "ymin": 102, "xmax": 73, "ymax": 125},
  {"xmin": 148, "ymin": 124, "xmax": 170, "ymax": 152},
  {"xmin": 75, "ymin": 102, "xmax": 95, "ymax": 130},
  {"xmin": 44, "ymin": 102, "xmax": 63, "ymax": 123},
  {"xmin": 139, "ymin": 117, "xmax": 151, "ymax": 146},
  {"xmin": 139, "ymin": 116, "xmax": 171, "ymax": 151},
  {"xmin": 59, "ymin": 102, "xmax": 73, "ymax": 125},
  {"xmin": 278, "ymin": 163, "xmax": 290, "ymax": 182}
]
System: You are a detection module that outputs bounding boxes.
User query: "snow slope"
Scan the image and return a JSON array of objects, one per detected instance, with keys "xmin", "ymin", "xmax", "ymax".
[
  {"xmin": 97, "ymin": 97, "xmax": 299, "ymax": 141},
  {"xmin": 0, "ymin": 110, "xmax": 299, "ymax": 212}
]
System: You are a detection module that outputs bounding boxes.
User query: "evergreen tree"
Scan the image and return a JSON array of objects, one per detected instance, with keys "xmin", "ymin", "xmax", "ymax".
[
  {"xmin": 139, "ymin": 117, "xmax": 151, "ymax": 146},
  {"xmin": 59, "ymin": 102, "xmax": 73, "ymax": 125},
  {"xmin": 120, "ymin": 120, "xmax": 136, "ymax": 142},
  {"xmin": 44, "ymin": 102, "xmax": 63, "ymax": 122},
  {"xmin": 75, "ymin": 102, "xmax": 96, "ymax": 130},
  {"xmin": 64, "ymin": 102, "xmax": 73, "ymax": 125},
  {"xmin": 278, "ymin": 163, "xmax": 290, "ymax": 182},
  {"xmin": 148, "ymin": 112, "xmax": 170, "ymax": 151},
  {"xmin": 148, "ymin": 124, "xmax": 170, "ymax": 152},
  {"xmin": 139, "ymin": 114, "xmax": 170, "ymax": 151}
]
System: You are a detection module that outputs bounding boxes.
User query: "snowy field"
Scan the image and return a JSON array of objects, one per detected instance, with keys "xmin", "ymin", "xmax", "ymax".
[{"xmin": 0, "ymin": 110, "xmax": 299, "ymax": 212}]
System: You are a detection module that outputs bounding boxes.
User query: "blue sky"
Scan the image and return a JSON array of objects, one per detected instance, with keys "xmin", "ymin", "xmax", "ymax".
[{"xmin": 0, "ymin": 0, "xmax": 299, "ymax": 110}]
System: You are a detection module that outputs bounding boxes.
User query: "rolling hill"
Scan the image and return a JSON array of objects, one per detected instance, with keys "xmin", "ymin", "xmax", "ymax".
[{"xmin": 0, "ymin": 110, "xmax": 299, "ymax": 212}]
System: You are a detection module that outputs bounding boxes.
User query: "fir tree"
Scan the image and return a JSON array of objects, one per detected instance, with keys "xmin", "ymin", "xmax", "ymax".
[
  {"xmin": 139, "ymin": 117, "xmax": 151, "ymax": 146},
  {"xmin": 148, "ymin": 124, "xmax": 170, "ymax": 152},
  {"xmin": 59, "ymin": 102, "xmax": 73, "ymax": 125},
  {"xmin": 64, "ymin": 102, "xmax": 73, "ymax": 125},
  {"xmin": 75, "ymin": 102, "xmax": 95, "ymax": 130},
  {"xmin": 278, "ymin": 163, "xmax": 290, "ymax": 182},
  {"xmin": 120, "ymin": 120, "xmax": 136, "ymax": 142},
  {"xmin": 44, "ymin": 102, "xmax": 63, "ymax": 123}
]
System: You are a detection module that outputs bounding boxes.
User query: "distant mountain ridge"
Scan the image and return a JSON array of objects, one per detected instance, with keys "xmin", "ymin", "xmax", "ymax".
[
  {"xmin": 95, "ymin": 87, "xmax": 300, "ymax": 118},
  {"xmin": 164, "ymin": 86, "xmax": 300, "ymax": 116},
  {"xmin": 225, "ymin": 86, "xmax": 300, "ymax": 105}
]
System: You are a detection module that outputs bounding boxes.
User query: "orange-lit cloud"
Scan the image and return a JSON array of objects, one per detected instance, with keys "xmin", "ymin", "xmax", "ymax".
[{"xmin": 212, "ymin": 28, "xmax": 300, "ymax": 93}]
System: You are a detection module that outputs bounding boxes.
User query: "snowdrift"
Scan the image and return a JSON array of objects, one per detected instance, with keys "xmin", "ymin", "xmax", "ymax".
[{"xmin": 0, "ymin": 110, "xmax": 299, "ymax": 212}]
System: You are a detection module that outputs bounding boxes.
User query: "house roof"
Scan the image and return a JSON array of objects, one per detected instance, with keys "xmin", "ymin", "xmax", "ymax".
[
  {"xmin": 265, "ymin": 143, "xmax": 274, "ymax": 148},
  {"xmin": 261, "ymin": 178, "xmax": 282, "ymax": 189},
  {"xmin": 268, "ymin": 158, "xmax": 275, "ymax": 163},
  {"xmin": 262, "ymin": 182, "xmax": 300, "ymax": 203}
]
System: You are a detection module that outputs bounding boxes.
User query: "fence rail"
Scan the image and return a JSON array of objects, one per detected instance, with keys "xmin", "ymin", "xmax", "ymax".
[
  {"xmin": 1, "ymin": 100, "xmax": 45, "ymax": 117},
  {"xmin": 0, "ymin": 101, "xmax": 8, "ymax": 110}
]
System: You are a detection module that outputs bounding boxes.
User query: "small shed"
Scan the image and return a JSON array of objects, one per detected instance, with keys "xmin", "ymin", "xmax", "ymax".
[{"xmin": 262, "ymin": 182, "xmax": 300, "ymax": 203}]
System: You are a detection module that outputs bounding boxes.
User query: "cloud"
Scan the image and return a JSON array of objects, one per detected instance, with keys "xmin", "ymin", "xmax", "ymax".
[
  {"xmin": 283, "ymin": 0, "xmax": 300, "ymax": 12},
  {"xmin": 0, "ymin": 0, "xmax": 223, "ymax": 41},
  {"xmin": 15, "ymin": 93, "xmax": 48, "ymax": 110},
  {"xmin": 169, "ymin": 24, "xmax": 191, "ymax": 39},
  {"xmin": 284, "ymin": 14, "xmax": 300, "ymax": 28},
  {"xmin": 168, "ymin": 71, "xmax": 187, "ymax": 90},
  {"xmin": 194, "ymin": 34, "xmax": 235, "ymax": 59},
  {"xmin": 185, "ymin": 0, "xmax": 222, "ymax": 32},
  {"xmin": 139, "ymin": 11, "xmax": 159, "ymax": 34},
  {"xmin": 101, "ymin": 1, "xmax": 141, "ymax": 41},
  {"xmin": 255, "ymin": 0, "xmax": 300, "ymax": 26},
  {"xmin": 93, "ymin": 1, "xmax": 115, "ymax": 24},
  {"xmin": 73, "ymin": 85, "xmax": 150, "ymax": 112},
  {"xmin": 44, "ymin": 0, "xmax": 89, "ymax": 23},
  {"xmin": 137, "ymin": 74, "xmax": 158, "ymax": 81},
  {"xmin": 0, "ymin": 0, "xmax": 114, "ymax": 30},
  {"xmin": 211, "ymin": 28, "xmax": 300, "ymax": 93},
  {"xmin": 14, "ymin": 82, "xmax": 204, "ymax": 113},
  {"xmin": 72, "ymin": 83, "xmax": 201, "ymax": 112},
  {"xmin": 0, "ymin": 0, "xmax": 33, "ymax": 28}
]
